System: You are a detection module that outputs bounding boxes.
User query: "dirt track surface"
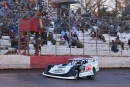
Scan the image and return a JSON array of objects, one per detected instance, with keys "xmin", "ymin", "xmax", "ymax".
[{"xmin": 0, "ymin": 69, "xmax": 130, "ymax": 87}]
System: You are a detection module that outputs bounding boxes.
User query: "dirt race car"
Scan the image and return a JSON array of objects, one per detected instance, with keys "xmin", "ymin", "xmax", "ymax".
[{"xmin": 42, "ymin": 56, "xmax": 99, "ymax": 79}]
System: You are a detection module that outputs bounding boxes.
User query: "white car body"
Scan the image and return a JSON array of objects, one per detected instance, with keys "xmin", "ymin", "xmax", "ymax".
[{"xmin": 43, "ymin": 56, "xmax": 99, "ymax": 79}]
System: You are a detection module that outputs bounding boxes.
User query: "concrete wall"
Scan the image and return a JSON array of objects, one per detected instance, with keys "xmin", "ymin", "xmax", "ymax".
[
  {"xmin": 30, "ymin": 55, "xmax": 130, "ymax": 69},
  {"xmin": 99, "ymin": 57, "xmax": 130, "ymax": 68},
  {"xmin": 0, "ymin": 55, "xmax": 130, "ymax": 69},
  {"xmin": 0, "ymin": 55, "xmax": 30, "ymax": 69}
]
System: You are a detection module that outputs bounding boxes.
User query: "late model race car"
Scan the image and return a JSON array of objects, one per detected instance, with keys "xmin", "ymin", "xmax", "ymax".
[{"xmin": 42, "ymin": 56, "xmax": 99, "ymax": 79}]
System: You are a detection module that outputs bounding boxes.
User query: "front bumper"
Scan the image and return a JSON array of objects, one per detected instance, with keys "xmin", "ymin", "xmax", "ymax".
[{"xmin": 42, "ymin": 72, "xmax": 75, "ymax": 79}]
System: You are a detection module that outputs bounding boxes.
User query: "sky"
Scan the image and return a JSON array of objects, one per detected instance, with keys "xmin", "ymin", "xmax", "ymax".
[{"xmin": 104, "ymin": 0, "xmax": 116, "ymax": 10}]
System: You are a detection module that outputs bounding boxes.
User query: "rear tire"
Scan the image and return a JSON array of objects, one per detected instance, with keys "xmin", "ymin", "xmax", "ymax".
[
  {"xmin": 74, "ymin": 70, "xmax": 79, "ymax": 79},
  {"xmin": 87, "ymin": 68, "xmax": 96, "ymax": 79}
]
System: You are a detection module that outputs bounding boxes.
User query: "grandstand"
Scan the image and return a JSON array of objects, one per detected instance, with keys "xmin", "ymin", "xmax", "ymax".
[{"xmin": 0, "ymin": 0, "xmax": 130, "ymax": 57}]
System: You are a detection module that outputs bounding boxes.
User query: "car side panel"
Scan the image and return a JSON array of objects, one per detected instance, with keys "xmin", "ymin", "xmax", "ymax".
[
  {"xmin": 78, "ymin": 64, "xmax": 94, "ymax": 77},
  {"xmin": 44, "ymin": 65, "xmax": 79, "ymax": 77}
]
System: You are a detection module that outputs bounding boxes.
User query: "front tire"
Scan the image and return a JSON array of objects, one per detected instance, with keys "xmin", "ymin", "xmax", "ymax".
[
  {"xmin": 44, "ymin": 65, "xmax": 53, "ymax": 74},
  {"xmin": 87, "ymin": 68, "xmax": 96, "ymax": 79},
  {"xmin": 74, "ymin": 70, "xmax": 79, "ymax": 79}
]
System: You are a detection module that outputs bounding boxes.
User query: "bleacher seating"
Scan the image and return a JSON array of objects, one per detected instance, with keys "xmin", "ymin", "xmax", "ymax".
[
  {"xmin": 0, "ymin": 28, "xmax": 129, "ymax": 56},
  {"xmin": 0, "ymin": 36, "xmax": 11, "ymax": 49},
  {"xmin": 0, "ymin": 0, "xmax": 130, "ymax": 56},
  {"xmin": 23, "ymin": 29, "xmax": 130, "ymax": 56},
  {"xmin": 2, "ymin": 36, "xmax": 10, "ymax": 40},
  {"xmin": 0, "ymin": 50, "xmax": 8, "ymax": 55}
]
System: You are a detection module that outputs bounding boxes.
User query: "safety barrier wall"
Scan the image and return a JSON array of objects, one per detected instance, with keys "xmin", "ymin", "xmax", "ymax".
[
  {"xmin": 0, "ymin": 55, "xmax": 30, "ymax": 69},
  {"xmin": 30, "ymin": 55, "xmax": 75, "ymax": 68},
  {"xmin": 99, "ymin": 57, "xmax": 130, "ymax": 68},
  {"xmin": 0, "ymin": 55, "xmax": 130, "ymax": 69},
  {"xmin": 30, "ymin": 55, "xmax": 130, "ymax": 68}
]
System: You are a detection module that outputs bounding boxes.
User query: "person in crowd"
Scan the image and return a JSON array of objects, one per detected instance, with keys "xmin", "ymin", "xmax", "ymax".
[
  {"xmin": 97, "ymin": 20, "xmax": 101, "ymax": 26},
  {"xmin": 117, "ymin": 25, "xmax": 121, "ymax": 32},
  {"xmin": 72, "ymin": 25, "xmax": 78, "ymax": 36},
  {"xmin": 110, "ymin": 25, "xmax": 117, "ymax": 36},
  {"xmin": 97, "ymin": 33, "xmax": 106, "ymax": 42},
  {"xmin": 9, "ymin": 29, "xmax": 15, "ymax": 39},
  {"xmin": 71, "ymin": 32, "xmax": 79, "ymax": 47},
  {"xmin": 63, "ymin": 30, "xmax": 72, "ymax": 47},
  {"xmin": 110, "ymin": 40, "xmax": 115, "ymax": 47},
  {"xmin": 54, "ymin": 18, "xmax": 60, "ymax": 34},
  {"xmin": 115, "ymin": 36, "xmax": 121, "ymax": 44},
  {"xmin": 128, "ymin": 39, "xmax": 130, "ymax": 48},
  {"xmin": 70, "ymin": 10, "xmax": 76, "ymax": 21},
  {"xmin": 63, "ymin": 31, "xmax": 69, "ymax": 43},
  {"xmin": 116, "ymin": 35, "xmax": 119, "ymax": 40},
  {"xmin": 0, "ymin": 7, "xmax": 6, "ymax": 17},
  {"xmin": 41, "ymin": 31, "xmax": 47, "ymax": 46},
  {"xmin": 72, "ymin": 32, "xmax": 79, "ymax": 41},
  {"xmin": 111, "ymin": 43, "xmax": 119, "ymax": 53},
  {"xmin": 1, "ymin": 0, "xmax": 130, "ymax": 56},
  {"xmin": 90, "ymin": 29, "xmax": 96, "ymax": 38},
  {"xmin": 32, "ymin": 37, "xmax": 36, "ymax": 49},
  {"xmin": 11, "ymin": 37, "xmax": 18, "ymax": 50},
  {"xmin": 48, "ymin": 32, "xmax": 53, "ymax": 41},
  {"xmin": 61, "ymin": 9, "xmax": 68, "ymax": 19},
  {"xmin": 59, "ymin": 35, "xmax": 66, "ymax": 45},
  {"xmin": 48, "ymin": 32, "xmax": 56, "ymax": 45},
  {"xmin": 1, "ymin": 1, "xmax": 8, "ymax": 9},
  {"xmin": 121, "ymin": 42, "xmax": 124, "ymax": 50}
]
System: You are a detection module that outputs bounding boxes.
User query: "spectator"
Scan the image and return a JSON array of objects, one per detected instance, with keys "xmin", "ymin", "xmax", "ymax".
[
  {"xmin": 97, "ymin": 33, "xmax": 106, "ymax": 42},
  {"xmin": 72, "ymin": 32, "xmax": 79, "ymax": 41},
  {"xmin": 41, "ymin": 32, "xmax": 47, "ymax": 46},
  {"xmin": 90, "ymin": 29, "xmax": 96, "ymax": 38},
  {"xmin": 115, "ymin": 36, "xmax": 121, "ymax": 44},
  {"xmin": 9, "ymin": 29, "xmax": 15, "ymax": 39},
  {"xmin": 117, "ymin": 25, "xmax": 121, "ymax": 32},
  {"xmin": 128, "ymin": 39, "xmax": 130, "ymax": 48},
  {"xmin": 48, "ymin": 32, "xmax": 56, "ymax": 45},
  {"xmin": 97, "ymin": 20, "xmax": 101, "ymax": 26},
  {"xmin": 1, "ymin": 1, "xmax": 7, "ymax": 9},
  {"xmin": 116, "ymin": 35, "xmax": 119, "ymax": 40},
  {"xmin": 32, "ymin": 37, "xmax": 36, "ymax": 48},
  {"xmin": 110, "ymin": 40, "xmax": 115, "ymax": 47},
  {"xmin": 59, "ymin": 36, "xmax": 66, "ymax": 45},
  {"xmin": 63, "ymin": 31, "xmax": 69, "ymax": 43},
  {"xmin": 110, "ymin": 25, "xmax": 117, "ymax": 36},
  {"xmin": 72, "ymin": 25, "xmax": 78, "ymax": 36},
  {"xmin": 121, "ymin": 42, "xmax": 124, "ymax": 50},
  {"xmin": 0, "ymin": 7, "xmax": 5, "ymax": 17},
  {"xmin": 71, "ymin": 32, "xmax": 79, "ymax": 47},
  {"xmin": 111, "ymin": 43, "xmax": 119, "ymax": 53},
  {"xmin": 48, "ymin": 32, "xmax": 53, "ymax": 41},
  {"xmin": 61, "ymin": 30, "xmax": 65, "ymax": 37}
]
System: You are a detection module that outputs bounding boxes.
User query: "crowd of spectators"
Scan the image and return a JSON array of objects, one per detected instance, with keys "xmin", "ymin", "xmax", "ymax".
[
  {"xmin": 0, "ymin": 0, "xmax": 38, "ymax": 50},
  {"xmin": 0, "ymin": 0, "xmax": 130, "ymax": 54},
  {"xmin": 36, "ymin": 7, "xmax": 130, "ymax": 51}
]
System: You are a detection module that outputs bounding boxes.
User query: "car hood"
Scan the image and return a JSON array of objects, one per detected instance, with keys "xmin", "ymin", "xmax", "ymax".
[{"xmin": 49, "ymin": 64, "xmax": 73, "ymax": 74}]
